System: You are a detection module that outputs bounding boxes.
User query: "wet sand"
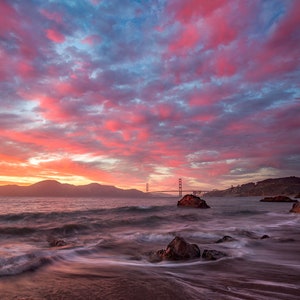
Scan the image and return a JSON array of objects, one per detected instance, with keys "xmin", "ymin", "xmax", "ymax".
[{"xmin": 1, "ymin": 257, "xmax": 299, "ymax": 300}]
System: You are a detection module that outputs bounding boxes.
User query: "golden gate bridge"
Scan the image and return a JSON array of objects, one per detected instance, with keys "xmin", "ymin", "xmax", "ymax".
[{"xmin": 146, "ymin": 178, "xmax": 210, "ymax": 197}]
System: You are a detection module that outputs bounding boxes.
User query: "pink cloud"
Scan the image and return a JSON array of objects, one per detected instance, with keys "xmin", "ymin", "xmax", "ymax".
[
  {"xmin": 155, "ymin": 103, "xmax": 177, "ymax": 120},
  {"xmin": 17, "ymin": 61, "xmax": 36, "ymax": 78},
  {"xmin": 225, "ymin": 120, "xmax": 253, "ymax": 133},
  {"xmin": 245, "ymin": 2, "xmax": 300, "ymax": 82},
  {"xmin": 40, "ymin": 9, "xmax": 63, "ymax": 24},
  {"xmin": 89, "ymin": 0, "xmax": 101, "ymax": 5},
  {"xmin": 193, "ymin": 113, "xmax": 216, "ymax": 123},
  {"xmin": 39, "ymin": 158, "xmax": 115, "ymax": 183},
  {"xmin": 46, "ymin": 29, "xmax": 65, "ymax": 43},
  {"xmin": 189, "ymin": 82, "xmax": 235, "ymax": 106},
  {"xmin": 205, "ymin": 14, "xmax": 237, "ymax": 48},
  {"xmin": 55, "ymin": 81, "xmax": 84, "ymax": 98},
  {"xmin": 20, "ymin": 93, "xmax": 76, "ymax": 123},
  {"xmin": 0, "ymin": 1, "xmax": 17, "ymax": 36},
  {"xmin": 214, "ymin": 55, "xmax": 236, "ymax": 77},
  {"xmin": 105, "ymin": 120, "xmax": 122, "ymax": 131},
  {"xmin": 165, "ymin": 0, "xmax": 237, "ymax": 56},
  {"xmin": 167, "ymin": 0, "xmax": 227, "ymax": 22},
  {"xmin": 169, "ymin": 24, "xmax": 200, "ymax": 54},
  {"xmin": 82, "ymin": 34, "xmax": 101, "ymax": 45},
  {"xmin": 267, "ymin": 1, "xmax": 300, "ymax": 49},
  {"xmin": 0, "ymin": 48, "xmax": 11, "ymax": 80}
]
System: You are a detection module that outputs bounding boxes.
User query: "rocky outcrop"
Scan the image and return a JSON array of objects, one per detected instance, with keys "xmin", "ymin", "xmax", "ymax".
[
  {"xmin": 260, "ymin": 195, "xmax": 298, "ymax": 202},
  {"xmin": 177, "ymin": 194, "xmax": 210, "ymax": 208},
  {"xmin": 149, "ymin": 236, "xmax": 228, "ymax": 263},
  {"xmin": 290, "ymin": 202, "xmax": 300, "ymax": 213},
  {"xmin": 149, "ymin": 236, "xmax": 200, "ymax": 262}
]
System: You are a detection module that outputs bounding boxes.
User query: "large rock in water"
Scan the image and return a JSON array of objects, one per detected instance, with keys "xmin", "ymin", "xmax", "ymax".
[
  {"xmin": 149, "ymin": 236, "xmax": 200, "ymax": 262},
  {"xmin": 260, "ymin": 195, "xmax": 297, "ymax": 202},
  {"xmin": 290, "ymin": 202, "xmax": 300, "ymax": 213},
  {"xmin": 177, "ymin": 194, "xmax": 210, "ymax": 208}
]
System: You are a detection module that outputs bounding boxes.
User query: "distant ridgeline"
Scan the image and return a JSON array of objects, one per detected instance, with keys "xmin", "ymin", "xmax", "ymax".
[
  {"xmin": 0, "ymin": 180, "xmax": 145, "ymax": 198},
  {"xmin": 204, "ymin": 176, "xmax": 300, "ymax": 197}
]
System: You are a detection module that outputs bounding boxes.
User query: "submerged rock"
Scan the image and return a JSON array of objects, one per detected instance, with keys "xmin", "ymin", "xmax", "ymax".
[
  {"xmin": 48, "ymin": 237, "xmax": 67, "ymax": 247},
  {"xmin": 215, "ymin": 235, "xmax": 236, "ymax": 243},
  {"xmin": 290, "ymin": 202, "xmax": 300, "ymax": 213},
  {"xmin": 202, "ymin": 249, "xmax": 227, "ymax": 261},
  {"xmin": 260, "ymin": 195, "xmax": 297, "ymax": 202},
  {"xmin": 149, "ymin": 236, "xmax": 200, "ymax": 262},
  {"xmin": 177, "ymin": 194, "xmax": 210, "ymax": 208}
]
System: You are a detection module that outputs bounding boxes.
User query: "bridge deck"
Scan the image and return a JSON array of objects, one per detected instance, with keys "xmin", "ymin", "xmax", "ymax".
[{"xmin": 149, "ymin": 190, "xmax": 210, "ymax": 193}]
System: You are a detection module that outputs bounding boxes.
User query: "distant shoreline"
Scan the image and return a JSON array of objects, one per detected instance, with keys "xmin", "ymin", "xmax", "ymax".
[
  {"xmin": 204, "ymin": 176, "xmax": 300, "ymax": 197},
  {"xmin": 0, "ymin": 176, "xmax": 299, "ymax": 198}
]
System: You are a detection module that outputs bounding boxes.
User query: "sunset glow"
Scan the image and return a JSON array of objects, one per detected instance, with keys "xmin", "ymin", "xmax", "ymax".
[{"xmin": 1, "ymin": 0, "xmax": 299, "ymax": 191}]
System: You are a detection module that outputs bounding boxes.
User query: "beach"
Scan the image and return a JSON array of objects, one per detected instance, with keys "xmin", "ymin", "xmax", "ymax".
[{"xmin": 0, "ymin": 196, "xmax": 299, "ymax": 299}]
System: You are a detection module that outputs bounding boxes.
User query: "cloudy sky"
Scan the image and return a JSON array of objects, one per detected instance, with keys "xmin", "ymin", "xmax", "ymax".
[{"xmin": 0, "ymin": 0, "xmax": 299, "ymax": 192}]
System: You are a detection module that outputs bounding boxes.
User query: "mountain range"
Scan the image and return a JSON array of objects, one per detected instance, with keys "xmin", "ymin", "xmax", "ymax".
[
  {"xmin": 204, "ymin": 176, "xmax": 300, "ymax": 197},
  {"xmin": 0, "ymin": 180, "xmax": 146, "ymax": 198},
  {"xmin": 1, "ymin": 176, "xmax": 299, "ymax": 198}
]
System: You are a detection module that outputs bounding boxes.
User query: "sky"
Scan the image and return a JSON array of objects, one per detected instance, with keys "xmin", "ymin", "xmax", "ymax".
[{"xmin": 0, "ymin": 0, "xmax": 299, "ymax": 192}]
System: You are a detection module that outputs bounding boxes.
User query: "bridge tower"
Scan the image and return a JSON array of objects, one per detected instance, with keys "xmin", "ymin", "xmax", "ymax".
[
  {"xmin": 146, "ymin": 183, "xmax": 149, "ymax": 193},
  {"xmin": 178, "ymin": 178, "xmax": 182, "ymax": 197}
]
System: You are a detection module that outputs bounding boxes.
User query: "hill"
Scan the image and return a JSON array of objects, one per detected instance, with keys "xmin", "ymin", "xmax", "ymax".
[
  {"xmin": 204, "ymin": 176, "xmax": 300, "ymax": 197},
  {"xmin": 0, "ymin": 180, "xmax": 146, "ymax": 198}
]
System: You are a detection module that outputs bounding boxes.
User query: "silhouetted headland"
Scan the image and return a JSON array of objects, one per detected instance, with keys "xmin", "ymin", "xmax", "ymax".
[
  {"xmin": 0, "ymin": 180, "xmax": 146, "ymax": 198},
  {"xmin": 204, "ymin": 176, "xmax": 300, "ymax": 197}
]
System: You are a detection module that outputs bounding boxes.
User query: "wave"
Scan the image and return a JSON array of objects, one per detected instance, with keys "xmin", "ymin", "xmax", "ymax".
[
  {"xmin": 0, "ymin": 205, "xmax": 170, "ymax": 224},
  {"xmin": 50, "ymin": 223, "xmax": 90, "ymax": 235},
  {"xmin": 0, "ymin": 252, "xmax": 52, "ymax": 277},
  {"xmin": 0, "ymin": 226, "xmax": 37, "ymax": 235}
]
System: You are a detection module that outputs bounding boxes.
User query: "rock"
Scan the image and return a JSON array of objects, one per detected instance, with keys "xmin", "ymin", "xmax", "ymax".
[
  {"xmin": 260, "ymin": 195, "xmax": 298, "ymax": 202},
  {"xmin": 177, "ymin": 194, "xmax": 210, "ymax": 208},
  {"xmin": 295, "ymin": 193, "xmax": 300, "ymax": 198},
  {"xmin": 149, "ymin": 236, "xmax": 200, "ymax": 262},
  {"xmin": 48, "ymin": 237, "xmax": 67, "ymax": 247},
  {"xmin": 215, "ymin": 235, "xmax": 236, "ymax": 243},
  {"xmin": 290, "ymin": 202, "xmax": 300, "ymax": 213},
  {"xmin": 260, "ymin": 235, "xmax": 270, "ymax": 239},
  {"xmin": 202, "ymin": 249, "xmax": 227, "ymax": 261}
]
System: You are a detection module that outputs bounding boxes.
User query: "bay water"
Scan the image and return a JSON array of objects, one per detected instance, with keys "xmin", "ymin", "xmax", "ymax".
[{"xmin": 0, "ymin": 195, "xmax": 299, "ymax": 299}]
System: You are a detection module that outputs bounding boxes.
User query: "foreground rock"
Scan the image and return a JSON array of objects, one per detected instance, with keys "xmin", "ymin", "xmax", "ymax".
[
  {"xmin": 177, "ymin": 194, "xmax": 210, "ymax": 208},
  {"xmin": 260, "ymin": 195, "xmax": 298, "ymax": 202},
  {"xmin": 290, "ymin": 202, "xmax": 300, "ymax": 213},
  {"xmin": 149, "ymin": 236, "xmax": 200, "ymax": 262},
  {"xmin": 149, "ymin": 236, "xmax": 227, "ymax": 263}
]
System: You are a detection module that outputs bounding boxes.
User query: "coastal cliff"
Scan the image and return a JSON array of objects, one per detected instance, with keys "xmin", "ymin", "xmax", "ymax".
[{"xmin": 204, "ymin": 176, "xmax": 300, "ymax": 197}]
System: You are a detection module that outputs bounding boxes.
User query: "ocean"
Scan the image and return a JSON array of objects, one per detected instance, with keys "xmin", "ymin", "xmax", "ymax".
[{"xmin": 0, "ymin": 195, "xmax": 299, "ymax": 299}]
